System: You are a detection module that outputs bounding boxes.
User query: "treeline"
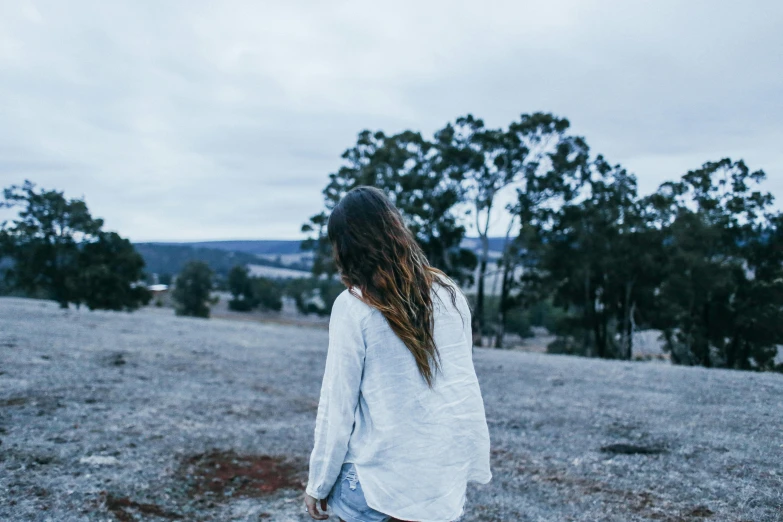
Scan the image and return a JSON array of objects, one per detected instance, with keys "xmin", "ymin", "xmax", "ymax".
[
  {"xmin": 0, "ymin": 181, "xmax": 341, "ymax": 320},
  {"xmin": 133, "ymin": 242, "xmax": 299, "ymax": 281},
  {"xmin": 225, "ymin": 264, "xmax": 342, "ymax": 316},
  {"xmin": 0, "ymin": 181, "xmax": 151, "ymax": 310},
  {"xmin": 172, "ymin": 261, "xmax": 342, "ymax": 319},
  {"xmin": 304, "ymin": 113, "xmax": 783, "ymax": 371}
]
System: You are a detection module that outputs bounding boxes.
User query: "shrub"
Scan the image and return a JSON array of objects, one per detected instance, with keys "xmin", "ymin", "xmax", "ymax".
[{"xmin": 172, "ymin": 261, "xmax": 214, "ymax": 318}]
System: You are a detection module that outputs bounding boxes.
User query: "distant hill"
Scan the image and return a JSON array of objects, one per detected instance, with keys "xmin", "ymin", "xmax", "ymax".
[
  {"xmin": 133, "ymin": 243, "xmax": 286, "ymax": 277},
  {"xmin": 134, "ymin": 237, "xmax": 513, "ymax": 279},
  {"xmin": 168, "ymin": 240, "xmax": 306, "ymax": 256},
  {"xmin": 162, "ymin": 237, "xmax": 511, "ymax": 257}
]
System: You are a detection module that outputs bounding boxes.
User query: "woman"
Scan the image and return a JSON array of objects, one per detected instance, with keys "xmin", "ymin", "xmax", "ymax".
[{"xmin": 304, "ymin": 186, "xmax": 492, "ymax": 522}]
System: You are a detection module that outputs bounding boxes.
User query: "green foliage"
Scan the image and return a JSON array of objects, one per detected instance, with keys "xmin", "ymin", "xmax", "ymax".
[
  {"xmin": 253, "ymin": 277, "xmax": 283, "ymax": 312},
  {"xmin": 172, "ymin": 261, "xmax": 214, "ymax": 318},
  {"xmin": 546, "ymin": 337, "xmax": 588, "ymax": 357},
  {"xmin": 0, "ymin": 180, "xmax": 150, "ymax": 311},
  {"xmin": 304, "ymin": 113, "xmax": 587, "ymax": 346},
  {"xmin": 227, "ymin": 265, "xmax": 257, "ymax": 311},
  {"xmin": 518, "ymin": 155, "xmax": 783, "ymax": 369},
  {"xmin": 302, "ymin": 129, "xmax": 477, "ymax": 284},
  {"xmin": 78, "ymin": 232, "xmax": 152, "ymax": 311},
  {"xmin": 285, "ymin": 277, "xmax": 344, "ymax": 316},
  {"xmin": 647, "ymin": 160, "xmax": 783, "ymax": 369},
  {"xmin": 227, "ymin": 264, "xmax": 283, "ymax": 312},
  {"xmin": 303, "ymin": 115, "xmax": 783, "ymax": 371},
  {"xmin": 527, "ymin": 300, "xmax": 568, "ymax": 334},
  {"xmin": 521, "ymin": 155, "xmax": 661, "ymax": 358},
  {"xmin": 502, "ymin": 307, "xmax": 533, "ymax": 339},
  {"xmin": 477, "ymin": 294, "xmax": 565, "ymax": 341},
  {"xmin": 435, "ymin": 113, "xmax": 588, "ymax": 345}
]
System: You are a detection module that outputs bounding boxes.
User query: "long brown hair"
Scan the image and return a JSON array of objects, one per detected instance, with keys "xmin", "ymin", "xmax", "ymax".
[{"xmin": 327, "ymin": 186, "xmax": 461, "ymax": 387}]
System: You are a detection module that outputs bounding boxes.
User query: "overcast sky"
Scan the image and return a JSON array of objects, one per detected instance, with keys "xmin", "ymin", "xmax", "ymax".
[{"xmin": 1, "ymin": 1, "xmax": 781, "ymax": 241}]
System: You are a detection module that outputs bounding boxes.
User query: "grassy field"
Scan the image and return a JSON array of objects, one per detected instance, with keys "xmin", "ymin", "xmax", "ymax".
[{"xmin": 1, "ymin": 297, "xmax": 781, "ymax": 521}]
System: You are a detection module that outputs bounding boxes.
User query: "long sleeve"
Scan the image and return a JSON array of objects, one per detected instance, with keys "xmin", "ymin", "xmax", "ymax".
[{"xmin": 305, "ymin": 293, "xmax": 366, "ymax": 499}]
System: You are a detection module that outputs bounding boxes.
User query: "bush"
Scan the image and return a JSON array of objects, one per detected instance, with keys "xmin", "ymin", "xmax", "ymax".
[
  {"xmin": 286, "ymin": 277, "xmax": 344, "ymax": 316},
  {"xmin": 228, "ymin": 298, "xmax": 255, "ymax": 312},
  {"xmin": 227, "ymin": 265, "xmax": 257, "ymax": 311},
  {"xmin": 172, "ymin": 261, "xmax": 214, "ymax": 318},
  {"xmin": 253, "ymin": 277, "xmax": 283, "ymax": 311},
  {"xmin": 469, "ymin": 294, "xmax": 565, "ymax": 340},
  {"xmin": 504, "ymin": 307, "xmax": 533, "ymax": 338},
  {"xmin": 226, "ymin": 264, "xmax": 283, "ymax": 312},
  {"xmin": 78, "ymin": 232, "xmax": 152, "ymax": 311},
  {"xmin": 546, "ymin": 337, "xmax": 588, "ymax": 356}
]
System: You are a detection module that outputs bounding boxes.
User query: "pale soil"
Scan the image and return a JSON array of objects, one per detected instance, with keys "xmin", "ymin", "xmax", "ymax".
[{"xmin": 1, "ymin": 297, "xmax": 781, "ymax": 522}]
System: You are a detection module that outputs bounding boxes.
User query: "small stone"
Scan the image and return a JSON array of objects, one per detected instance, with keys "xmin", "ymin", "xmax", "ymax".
[{"xmin": 79, "ymin": 455, "xmax": 119, "ymax": 466}]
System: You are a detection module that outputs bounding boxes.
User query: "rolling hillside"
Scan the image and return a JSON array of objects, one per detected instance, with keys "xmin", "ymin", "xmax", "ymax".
[{"xmin": 133, "ymin": 243, "xmax": 288, "ymax": 277}]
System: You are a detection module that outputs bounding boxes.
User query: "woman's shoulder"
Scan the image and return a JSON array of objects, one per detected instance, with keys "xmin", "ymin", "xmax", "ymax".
[
  {"xmin": 431, "ymin": 271, "xmax": 467, "ymax": 300},
  {"xmin": 429, "ymin": 276, "xmax": 470, "ymax": 322},
  {"xmin": 430, "ymin": 269, "xmax": 462, "ymax": 292},
  {"xmin": 333, "ymin": 287, "xmax": 375, "ymax": 320}
]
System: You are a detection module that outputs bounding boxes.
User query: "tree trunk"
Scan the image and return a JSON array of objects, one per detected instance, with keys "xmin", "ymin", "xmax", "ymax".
[
  {"xmin": 494, "ymin": 261, "xmax": 513, "ymax": 348},
  {"xmin": 471, "ymin": 314, "xmax": 482, "ymax": 347},
  {"xmin": 627, "ymin": 301, "xmax": 636, "ymax": 360},
  {"xmin": 493, "ymin": 219, "xmax": 518, "ymax": 349},
  {"xmin": 594, "ymin": 311, "xmax": 606, "ymax": 358},
  {"xmin": 620, "ymin": 281, "xmax": 635, "ymax": 360},
  {"xmin": 474, "ymin": 235, "xmax": 490, "ymax": 347},
  {"xmin": 583, "ymin": 268, "xmax": 593, "ymax": 356},
  {"xmin": 701, "ymin": 301, "xmax": 711, "ymax": 367},
  {"xmin": 726, "ymin": 333, "xmax": 740, "ymax": 369}
]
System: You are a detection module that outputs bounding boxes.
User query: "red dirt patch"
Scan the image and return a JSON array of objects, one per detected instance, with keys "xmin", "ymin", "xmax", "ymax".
[{"xmin": 180, "ymin": 450, "xmax": 301, "ymax": 499}]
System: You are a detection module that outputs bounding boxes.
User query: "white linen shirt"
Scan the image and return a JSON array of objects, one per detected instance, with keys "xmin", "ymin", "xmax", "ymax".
[{"xmin": 306, "ymin": 280, "xmax": 492, "ymax": 522}]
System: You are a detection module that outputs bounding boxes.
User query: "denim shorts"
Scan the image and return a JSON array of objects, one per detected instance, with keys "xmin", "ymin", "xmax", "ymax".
[{"xmin": 327, "ymin": 463, "xmax": 391, "ymax": 522}]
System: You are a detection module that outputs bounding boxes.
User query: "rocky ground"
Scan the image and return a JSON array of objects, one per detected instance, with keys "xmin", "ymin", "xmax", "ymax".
[{"xmin": 1, "ymin": 297, "xmax": 781, "ymax": 522}]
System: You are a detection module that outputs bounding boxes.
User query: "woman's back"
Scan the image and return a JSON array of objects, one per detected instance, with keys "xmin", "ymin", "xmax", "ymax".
[
  {"xmin": 307, "ymin": 278, "xmax": 492, "ymax": 522},
  {"xmin": 304, "ymin": 186, "xmax": 491, "ymax": 522}
]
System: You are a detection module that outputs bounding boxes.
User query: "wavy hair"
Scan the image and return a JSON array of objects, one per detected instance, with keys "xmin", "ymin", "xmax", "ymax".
[{"xmin": 327, "ymin": 186, "xmax": 461, "ymax": 387}]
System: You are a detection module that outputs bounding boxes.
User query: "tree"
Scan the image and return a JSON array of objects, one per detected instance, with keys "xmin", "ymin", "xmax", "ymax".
[
  {"xmin": 732, "ymin": 212, "xmax": 783, "ymax": 370},
  {"xmin": 650, "ymin": 159, "xmax": 782, "ymax": 369},
  {"xmin": 493, "ymin": 121, "xmax": 589, "ymax": 347},
  {"xmin": 518, "ymin": 155, "xmax": 661, "ymax": 359},
  {"xmin": 228, "ymin": 264, "xmax": 257, "ymax": 311},
  {"xmin": 285, "ymin": 277, "xmax": 344, "ymax": 316},
  {"xmin": 79, "ymin": 232, "xmax": 152, "ymax": 311},
  {"xmin": 227, "ymin": 264, "xmax": 284, "ymax": 312},
  {"xmin": 302, "ymin": 129, "xmax": 477, "ymax": 284},
  {"xmin": 301, "ymin": 115, "xmax": 783, "ymax": 371},
  {"xmin": 172, "ymin": 261, "xmax": 214, "ymax": 318},
  {"xmin": 435, "ymin": 113, "xmax": 582, "ymax": 345},
  {"xmin": 0, "ymin": 180, "xmax": 150, "ymax": 310},
  {"xmin": 252, "ymin": 276, "xmax": 283, "ymax": 312}
]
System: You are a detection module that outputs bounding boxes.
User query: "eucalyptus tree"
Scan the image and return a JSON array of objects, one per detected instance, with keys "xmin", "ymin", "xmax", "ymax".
[
  {"xmin": 435, "ymin": 112, "xmax": 580, "ymax": 345},
  {"xmin": 517, "ymin": 154, "xmax": 660, "ymax": 358},
  {"xmin": 303, "ymin": 129, "xmax": 476, "ymax": 284},
  {"xmin": 650, "ymin": 159, "xmax": 782, "ymax": 369}
]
